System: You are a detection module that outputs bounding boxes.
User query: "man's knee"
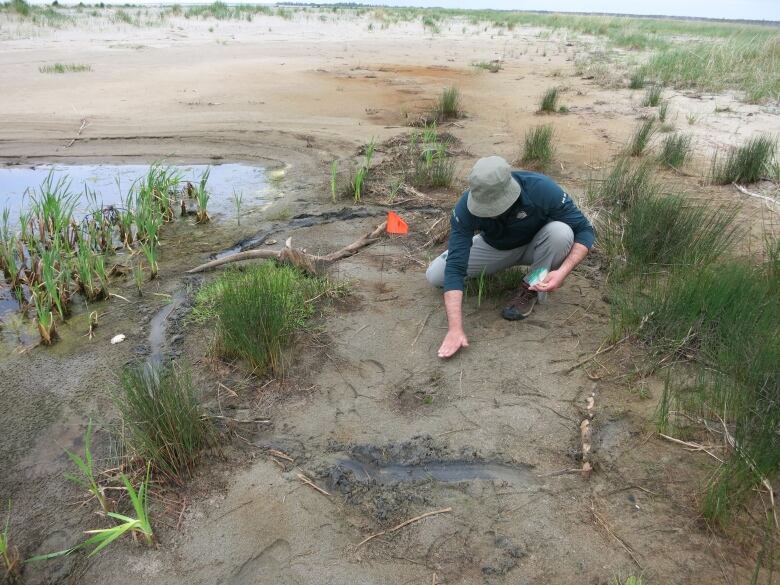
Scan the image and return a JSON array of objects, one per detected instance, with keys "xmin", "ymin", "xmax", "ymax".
[
  {"xmin": 543, "ymin": 221, "xmax": 574, "ymax": 251},
  {"xmin": 426, "ymin": 255, "xmax": 446, "ymax": 287}
]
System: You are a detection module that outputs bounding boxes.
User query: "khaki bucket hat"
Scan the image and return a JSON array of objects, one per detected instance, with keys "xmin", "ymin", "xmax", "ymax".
[{"xmin": 466, "ymin": 156, "xmax": 522, "ymax": 218}]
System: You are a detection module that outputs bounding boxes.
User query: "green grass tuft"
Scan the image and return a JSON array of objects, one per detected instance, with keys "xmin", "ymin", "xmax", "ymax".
[
  {"xmin": 197, "ymin": 263, "xmax": 342, "ymax": 376},
  {"xmin": 627, "ymin": 117, "xmax": 657, "ymax": 156},
  {"xmin": 588, "ymin": 157, "xmax": 660, "ymax": 211},
  {"xmin": 114, "ymin": 361, "xmax": 216, "ymax": 483},
  {"xmin": 658, "ymin": 133, "xmax": 693, "ymax": 168},
  {"xmin": 437, "ymin": 86, "xmax": 461, "ymax": 119},
  {"xmin": 642, "ymin": 84, "xmax": 663, "ymax": 107},
  {"xmin": 520, "ymin": 124, "xmax": 556, "ymax": 171},
  {"xmin": 628, "ymin": 69, "xmax": 645, "ymax": 89},
  {"xmin": 710, "ymin": 135, "xmax": 776, "ymax": 185},
  {"xmin": 538, "ymin": 86, "xmax": 559, "ymax": 112}
]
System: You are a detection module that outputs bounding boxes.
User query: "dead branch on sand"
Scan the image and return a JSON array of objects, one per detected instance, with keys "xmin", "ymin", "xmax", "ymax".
[
  {"xmin": 296, "ymin": 473, "xmax": 331, "ymax": 497},
  {"xmin": 355, "ymin": 507, "xmax": 453, "ymax": 549},
  {"xmin": 187, "ymin": 221, "xmax": 388, "ymax": 275}
]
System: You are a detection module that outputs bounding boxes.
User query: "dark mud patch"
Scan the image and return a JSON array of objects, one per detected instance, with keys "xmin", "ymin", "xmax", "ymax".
[{"xmin": 317, "ymin": 435, "xmax": 537, "ymax": 522}]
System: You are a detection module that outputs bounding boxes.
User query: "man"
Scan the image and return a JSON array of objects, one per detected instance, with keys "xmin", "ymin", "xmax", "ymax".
[{"xmin": 426, "ymin": 156, "xmax": 595, "ymax": 359}]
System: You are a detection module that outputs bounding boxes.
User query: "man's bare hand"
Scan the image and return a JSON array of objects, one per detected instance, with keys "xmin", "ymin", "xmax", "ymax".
[
  {"xmin": 438, "ymin": 329, "xmax": 469, "ymax": 358},
  {"xmin": 529, "ymin": 268, "xmax": 566, "ymax": 292}
]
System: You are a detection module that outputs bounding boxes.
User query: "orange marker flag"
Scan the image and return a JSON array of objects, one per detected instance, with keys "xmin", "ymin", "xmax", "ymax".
[{"xmin": 386, "ymin": 211, "xmax": 409, "ymax": 235}]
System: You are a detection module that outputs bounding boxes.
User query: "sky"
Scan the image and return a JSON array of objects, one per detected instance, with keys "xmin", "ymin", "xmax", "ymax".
[{"xmin": 30, "ymin": 1, "xmax": 780, "ymax": 21}]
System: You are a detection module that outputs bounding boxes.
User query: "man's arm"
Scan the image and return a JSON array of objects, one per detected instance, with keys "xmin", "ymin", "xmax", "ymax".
[
  {"xmin": 438, "ymin": 199, "xmax": 475, "ymax": 359},
  {"xmin": 530, "ymin": 243, "xmax": 589, "ymax": 292},
  {"xmin": 438, "ymin": 290, "xmax": 468, "ymax": 358}
]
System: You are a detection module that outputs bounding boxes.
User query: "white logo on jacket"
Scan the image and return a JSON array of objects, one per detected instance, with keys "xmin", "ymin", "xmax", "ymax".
[{"xmin": 516, "ymin": 211, "xmax": 528, "ymax": 219}]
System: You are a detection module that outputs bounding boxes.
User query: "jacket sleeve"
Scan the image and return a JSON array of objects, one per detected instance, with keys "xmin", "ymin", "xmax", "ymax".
[
  {"xmin": 545, "ymin": 185, "xmax": 596, "ymax": 249},
  {"xmin": 443, "ymin": 197, "xmax": 475, "ymax": 292}
]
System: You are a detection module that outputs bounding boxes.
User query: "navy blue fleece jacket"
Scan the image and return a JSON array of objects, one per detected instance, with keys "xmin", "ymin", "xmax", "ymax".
[{"xmin": 443, "ymin": 171, "xmax": 595, "ymax": 292}]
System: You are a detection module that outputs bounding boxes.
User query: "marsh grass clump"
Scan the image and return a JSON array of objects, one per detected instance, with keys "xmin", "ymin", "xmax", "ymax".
[
  {"xmin": 200, "ymin": 263, "xmax": 340, "ymax": 376},
  {"xmin": 615, "ymin": 259, "xmax": 779, "ymax": 524},
  {"xmin": 437, "ymin": 86, "xmax": 461, "ymax": 119},
  {"xmin": 628, "ymin": 69, "xmax": 645, "ymax": 89},
  {"xmin": 658, "ymin": 133, "xmax": 693, "ymax": 168},
  {"xmin": 710, "ymin": 135, "xmax": 776, "ymax": 185},
  {"xmin": 538, "ymin": 87, "xmax": 559, "ymax": 113},
  {"xmin": 588, "ymin": 157, "xmax": 660, "ymax": 210},
  {"xmin": 641, "ymin": 84, "xmax": 663, "ymax": 107},
  {"xmin": 39, "ymin": 63, "xmax": 91, "ymax": 74},
  {"xmin": 114, "ymin": 362, "xmax": 216, "ymax": 482},
  {"xmin": 520, "ymin": 124, "xmax": 555, "ymax": 171},
  {"xmin": 618, "ymin": 194, "xmax": 736, "ymax": 274},
  {"xmin": 627, "ymin": 117, "xmax": 657, "ymax": 156},
  {"xmin": 658, "ymin": 101, "xmax": 669, "ymax": 122}
]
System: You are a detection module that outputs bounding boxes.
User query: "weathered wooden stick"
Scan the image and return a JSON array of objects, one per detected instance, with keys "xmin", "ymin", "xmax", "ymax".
[{"xmin": 186, "ymin": 221, "xmax": 388, "ymax": 274}]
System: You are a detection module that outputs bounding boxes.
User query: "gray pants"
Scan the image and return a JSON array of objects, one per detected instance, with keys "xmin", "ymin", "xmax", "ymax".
[{"xmin": 425, "ymin": 221, "xmax": 574, "ymax": 287}]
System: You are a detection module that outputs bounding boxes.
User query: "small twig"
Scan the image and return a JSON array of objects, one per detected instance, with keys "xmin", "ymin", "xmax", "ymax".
[
  {"xmin": 109, "ymin": 292, "xmax": 131, "ymax": 303},
  {"xmin": 564, "ymin": 335, "xmax": 629, "ymax": 374},
  {"xmin": 296, "ymin": 473, "xmax": 330, "ymax": 497},
  {"xmin": 591, "ymin": 500, "xmax": 643, "ymax": 569},
  {"xmin": 65, "ymin": 117, "xmax": 88, "ymax": 148},
  {"xmin": 268, "ymin": 449, "xmax": 294, "ymax": 462},
  {"xmin": 658, "ymin": 433, "xmax": 724, "ymax": 463},
  {"xmin": 176, "ymin": 498, "xmax": 187, "ymax": 531},
  {"xmin": 356, "ymin": 507, "xmax": 453, "ymax": 549},
  {"xmin": 412, "ymin": 309, "xmax": 435, "ymax": 347}
]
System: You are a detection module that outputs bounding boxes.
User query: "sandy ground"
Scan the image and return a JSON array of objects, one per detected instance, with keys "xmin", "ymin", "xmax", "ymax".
[{"xmin": 1, "ymin": 10, "xmax": 779, "ymax": 585}]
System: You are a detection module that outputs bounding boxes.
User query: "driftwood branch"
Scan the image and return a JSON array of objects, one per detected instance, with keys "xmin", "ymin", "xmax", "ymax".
[
  {"xmin": 187, "ymin": 221, "xmax": 388, "ymax": 275},
  {"xmin": 733, "ymin": 183, "xmax": 779, "ymax": 208}
]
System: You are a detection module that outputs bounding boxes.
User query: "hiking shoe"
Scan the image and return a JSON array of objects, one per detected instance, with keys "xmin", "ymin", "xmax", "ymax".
[{"xmin": 501, "ymin": 282, "xmax": 537, "ymax": 321}]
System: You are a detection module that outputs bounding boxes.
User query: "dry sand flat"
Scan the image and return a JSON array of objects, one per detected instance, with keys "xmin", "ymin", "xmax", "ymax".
[{"xmin": 1, "ymin": 9, "xmax": 778, "ymax": 585}]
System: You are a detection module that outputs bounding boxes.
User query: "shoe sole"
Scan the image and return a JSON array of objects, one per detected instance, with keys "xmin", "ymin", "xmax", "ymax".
[{"xmin": 501, "ymin": 300, "xmax": 536, "ymax": 321}]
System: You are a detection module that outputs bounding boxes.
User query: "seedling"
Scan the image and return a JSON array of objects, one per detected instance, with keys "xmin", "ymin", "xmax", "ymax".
[
  {"xmin": 1, "ymin": 500, "xmax": 20, "ymax": 581},
  {"xmin": 132, "ymin": 260, "xmax": 144, "ymax": 295},
  {"xmin": 364, "ymin": 138, "xmax": 376, "ymax": 169},
  {"xmin": 353, "ymin": 166, "xmax": 367, "ymax": 203},
  {"xmin": 32, "ymin": 285, "xmax": 57, "ymax": 345},
  {"xmin": 231, "ymin": 189, "xmax": 244, "ymax": 226},
  {"xmin": 140, "ymin": 241, "xmax": 158, "ymax": 280},
  {"xmin": 195, "ymin": 167, "xmax": 211, "ymax": 223},
  {"xmin": 64, "ymin": 420, "xmax": 110, "ymax": 514},
  {"xmin": 28, "ymin": 464, "xmax": 154, "ymax": 561}
]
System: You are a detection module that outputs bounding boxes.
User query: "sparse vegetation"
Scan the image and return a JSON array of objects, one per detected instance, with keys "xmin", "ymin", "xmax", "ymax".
[
  {"xmin": 64, "ymin": 420, "xmax": 110, "ymax": 514},
  {"xmin": 627, "ymin": 117, "xmax": 656, "ymax": 156},
  {"xmin": 710, "ymin": 135, "xmax": 776, "ymax": 184},
  {"xmin": 658, "ymin": 133, "xmax": 693, "ymax": 168},
  {"xmin": 642, "ymin": 84, "xmax": 663, "ymax": 107},
  {"xmin": 520, "ymin": 124, "xmax": 556, "ymax": 171},
  {"xmin": 39, "ymin": 63, "xmax": 91, "ymax": 73},
  {"xmin": 538, "ymin": 87, "xmax": 559, "ymax": 113},
  {"xmin": 114, "ymin": 361, "xmax": 216, "ymax": 482},
  {"xmin": 473, "ymin": 60, "xmax": 500, "ymax": 73}
]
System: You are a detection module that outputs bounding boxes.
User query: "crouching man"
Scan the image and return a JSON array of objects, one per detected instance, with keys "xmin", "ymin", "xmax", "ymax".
[{"xmin": 426, "ymin": 156, "xmax": 595, "ymax": 359}]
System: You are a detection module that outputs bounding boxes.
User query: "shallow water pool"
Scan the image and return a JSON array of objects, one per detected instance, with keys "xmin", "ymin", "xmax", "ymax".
[{"xmin": 0, "ymin": 162, "xmax": 272, "ymax": 221}]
